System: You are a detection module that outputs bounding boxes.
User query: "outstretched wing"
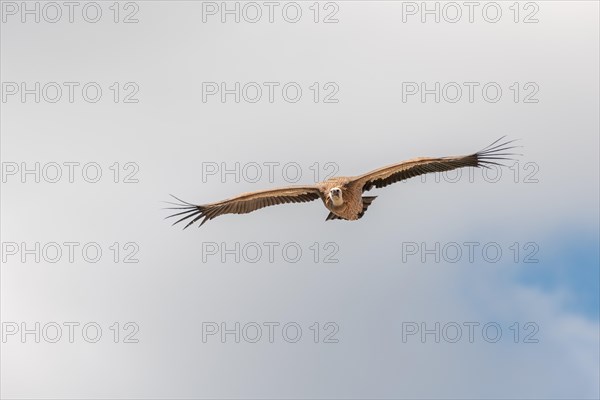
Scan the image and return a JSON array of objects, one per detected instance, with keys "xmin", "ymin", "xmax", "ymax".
[
  {"xmin": 352, "ymin": 137, "xmax": 519, "ymax": 192},
  {"xmin": 165, "ymin": 186, "xmax": 323, "ymax": 228}
]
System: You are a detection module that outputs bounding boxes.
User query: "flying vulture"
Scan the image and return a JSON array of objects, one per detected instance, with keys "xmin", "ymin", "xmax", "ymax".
[{"xmin": 166, "ymin": 137, "xmax": 518, "ymax": 228}]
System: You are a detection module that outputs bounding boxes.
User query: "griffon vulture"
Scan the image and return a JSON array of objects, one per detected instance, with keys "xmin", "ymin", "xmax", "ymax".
[{"xmin": 166, "ymin": 137, "xmax": 518, "ymax": 228}]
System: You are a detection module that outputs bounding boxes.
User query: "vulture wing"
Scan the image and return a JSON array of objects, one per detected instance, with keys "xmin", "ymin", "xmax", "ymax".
[
  {"xmin": 166, "ymin": 186, "xmax": 323, "ymax": 228},
  {"xmin": 352, "ymin": 137, "xmax": 519, "ymax": 192}
]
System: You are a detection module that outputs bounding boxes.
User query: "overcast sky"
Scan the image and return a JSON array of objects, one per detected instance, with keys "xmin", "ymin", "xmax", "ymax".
[{"xmin": 1, "ymin": 1, "xmax": 599, "ymax": 399}]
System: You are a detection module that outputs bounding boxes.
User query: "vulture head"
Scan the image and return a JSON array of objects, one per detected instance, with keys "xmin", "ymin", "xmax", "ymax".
[{"xmin": 329, "ymin": 187, "xmax": 344, "ymax": 206}]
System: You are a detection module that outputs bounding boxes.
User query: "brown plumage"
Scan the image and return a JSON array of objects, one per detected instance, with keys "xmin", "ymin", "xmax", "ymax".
[{"xmin": 166, "ymin": 137, "xmax": 518, "ymax": 228}]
